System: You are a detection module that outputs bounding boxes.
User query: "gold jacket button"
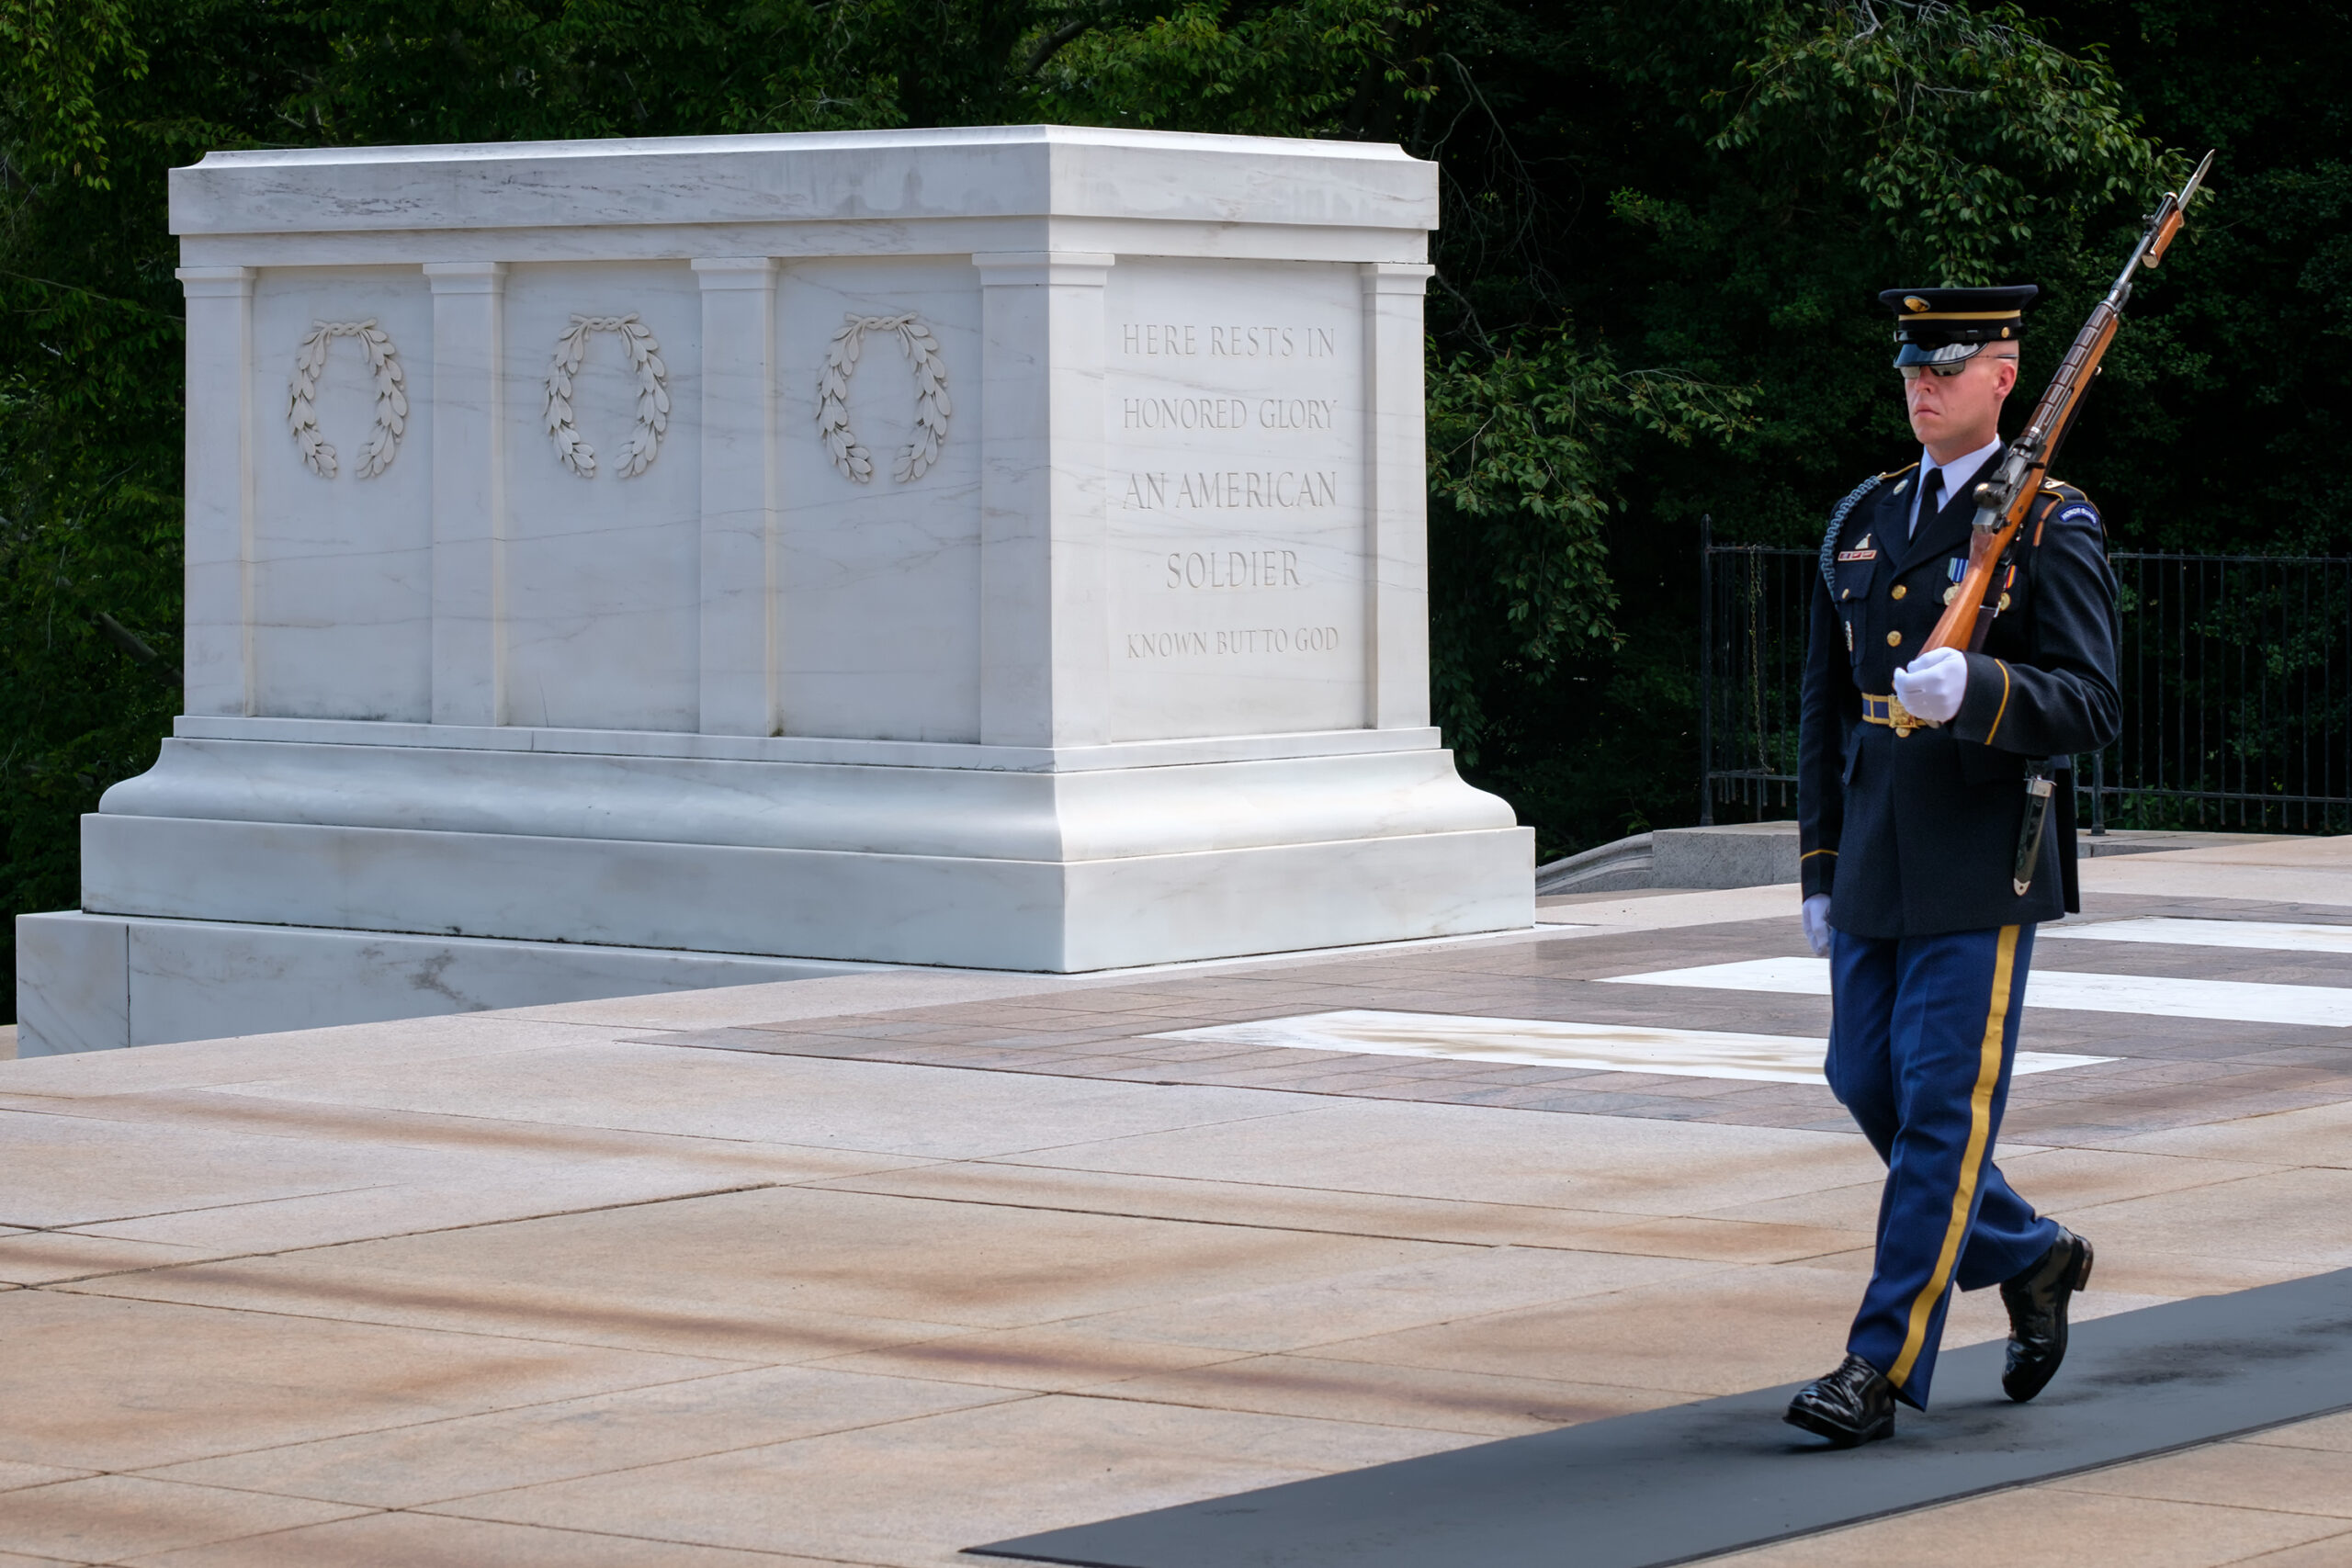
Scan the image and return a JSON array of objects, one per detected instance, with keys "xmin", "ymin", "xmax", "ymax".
[
  {"xmin": 1891, "ymin": 584, "xmax": 1907, "ymax": 600},
  {"xmin": 1886, "ymin": 630, "xmax": 1903, "ymax": 647}
]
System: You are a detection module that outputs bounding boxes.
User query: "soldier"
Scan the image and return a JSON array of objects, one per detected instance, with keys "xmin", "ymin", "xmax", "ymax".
[{"xmin": 1785, "ymin": 285, "xmax": 2121, "ymax": 1447}]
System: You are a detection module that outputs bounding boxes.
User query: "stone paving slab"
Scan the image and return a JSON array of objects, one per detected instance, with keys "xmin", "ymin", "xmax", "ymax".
[
  {"xmin": 631, "ymin": 893, "xmax": 2352, "ymax": 1141},
  {"xmin": 0, "ymin": 848, "xmax": 2347, "ymax": 1565}
]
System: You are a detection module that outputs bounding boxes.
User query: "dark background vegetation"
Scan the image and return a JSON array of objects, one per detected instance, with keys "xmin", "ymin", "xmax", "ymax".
[{"xmin": 3, "ymin": 0, "xmax": 2346, "ymax": 1010}]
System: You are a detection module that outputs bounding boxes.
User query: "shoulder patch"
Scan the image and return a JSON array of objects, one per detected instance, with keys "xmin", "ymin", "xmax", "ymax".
[
  {"xmin": 2028, "ymin": 486, "xmax": 2103, "ymax": 548},
  {"xmin": 2040, "ymin": 481, "xmax": 2097, "ymax": 518}
]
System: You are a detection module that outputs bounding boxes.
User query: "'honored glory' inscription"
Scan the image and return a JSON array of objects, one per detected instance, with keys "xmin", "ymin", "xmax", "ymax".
[{"xmin": 1122, "ymin": 397, "xmax": 1339, "ymax": 431}]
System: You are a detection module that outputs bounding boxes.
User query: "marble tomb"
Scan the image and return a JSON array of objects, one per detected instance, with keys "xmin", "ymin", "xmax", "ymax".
[{"xmin": 13, "ymin": 125, "xmax": 1532, "ymax": 1055}]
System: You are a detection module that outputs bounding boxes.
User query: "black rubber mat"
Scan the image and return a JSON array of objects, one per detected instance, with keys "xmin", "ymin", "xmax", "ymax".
[{"xmin": 974, "ymin": 1267, "xmax": 2352, "ymax": 1568}]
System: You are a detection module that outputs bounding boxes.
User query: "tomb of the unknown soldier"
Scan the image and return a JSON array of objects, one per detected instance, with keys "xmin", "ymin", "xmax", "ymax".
[
  {"xmin": 13, "ymin": 126, "xmax": 1530, "ymax": 1055},
  {"xmin": 11, "ymin": 108, "xmax": 2352, "ymax": 1568}
]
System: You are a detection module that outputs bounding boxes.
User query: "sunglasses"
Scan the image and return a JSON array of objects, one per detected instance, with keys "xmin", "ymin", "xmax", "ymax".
[{"xmin": 1898, "ymin": 355, "xmax": 2019, "ymax": 381}]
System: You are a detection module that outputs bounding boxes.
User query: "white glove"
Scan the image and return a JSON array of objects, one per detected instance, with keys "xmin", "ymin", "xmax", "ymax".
[
  {"xmin": 1892, "ymin": 646, "xmax": 1968, "ymax": 724},
  {"xmin": 1802, "ymin": 894, "xmax": 1832, "ymax": 958}
]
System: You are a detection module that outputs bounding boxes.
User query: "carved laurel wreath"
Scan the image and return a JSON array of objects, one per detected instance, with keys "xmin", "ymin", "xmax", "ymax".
[
  {"xmin": 544, "ymin": 313, "xmax": 671, "ymax": 479},
  {"xmin": 816, "ymin": 313, "xmax": 951, "ymax": 484},
  {"xmin": 287, "ymin": 320, "xmax": 407, "ymax": 479}
]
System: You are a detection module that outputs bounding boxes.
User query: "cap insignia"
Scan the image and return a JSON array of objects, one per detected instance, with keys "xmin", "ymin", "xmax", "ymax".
[{"xmin": 1904, "ymin": 296, "xmax": 1930, "ymax": 312}]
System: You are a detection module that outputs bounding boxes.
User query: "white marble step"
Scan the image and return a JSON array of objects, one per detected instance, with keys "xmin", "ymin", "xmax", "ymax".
[
  {"xmin": 1152, "ymin": 1009, "xmax": 2108, "ymax": 1086},
  {"xmin": 2045, "ymin": 917, "xmax": 2352, "ymax": 955},
  {"xmin": 1602, "ymin": 957, "xmax": 2352, "ymax": 1028}
]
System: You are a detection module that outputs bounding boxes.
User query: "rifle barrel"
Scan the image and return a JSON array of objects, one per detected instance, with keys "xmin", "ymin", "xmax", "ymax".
[{"xmin": 1916, "ymin": 152, "xmax": 2214, "ymax": 659}]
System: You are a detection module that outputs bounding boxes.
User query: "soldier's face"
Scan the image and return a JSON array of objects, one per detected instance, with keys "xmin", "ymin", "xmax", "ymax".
[{"xmin": 1904, "ymin": 350, "xmax": 2018, "ymax": 457}]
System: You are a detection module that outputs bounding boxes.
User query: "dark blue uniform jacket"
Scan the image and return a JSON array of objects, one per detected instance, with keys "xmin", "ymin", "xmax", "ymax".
[{"xmin": 1797, "ymin": 465, "xmax": 2121, "ymax": 937}]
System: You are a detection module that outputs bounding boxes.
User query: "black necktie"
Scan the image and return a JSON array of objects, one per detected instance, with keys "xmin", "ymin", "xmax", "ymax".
[{"xmin": 1914, "ymin": 468, "xmax": 1944, "ymax": 537}]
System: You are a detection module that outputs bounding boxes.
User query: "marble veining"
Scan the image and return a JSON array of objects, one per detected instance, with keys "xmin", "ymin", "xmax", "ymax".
[
  {"xmin": 167, "ymin": 127, "xmax": 1439, "ymax": 238},
  {"xmin": 172, "ymin": 713, "xmax": 1448, "ymax": 772},
  {"xmin": 778, "ymin": 258, "xmax": 984, "ymax": 742},
  {"xmin": 251, "ymin": 266, "xmax": 435, "ymax": 721}
]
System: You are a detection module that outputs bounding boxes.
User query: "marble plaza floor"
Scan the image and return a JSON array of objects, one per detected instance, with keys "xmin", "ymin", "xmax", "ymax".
[{"xmin": 6, "ymin": 834, "xmax": 2352, "ymax": 1565}]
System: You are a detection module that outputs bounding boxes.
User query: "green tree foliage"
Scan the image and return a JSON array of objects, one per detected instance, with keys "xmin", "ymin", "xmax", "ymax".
[
  {"xmin": 1427, "ymin": 0, "xmax": 2181, "ymax": 845},
  {"xmin": 1, "ymin": 0, "xmax": 2340, "ymax": 1011},
  {"xmin": 1428, "ymin": 337, "xmax": 1754, "ymax": 760},
  {"xmin": 2028, "ymin": 0, "xmax": 2352, "ymax": 553}
]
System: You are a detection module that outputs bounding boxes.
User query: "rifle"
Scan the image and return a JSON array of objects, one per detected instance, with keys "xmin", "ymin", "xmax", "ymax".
[{"xmin": 1921, "ymin": 149, "xmax": 2216, "ymax": 659}]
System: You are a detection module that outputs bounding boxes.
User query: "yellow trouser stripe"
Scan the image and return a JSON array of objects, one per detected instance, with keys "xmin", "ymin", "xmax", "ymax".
[{"xmin": 1888, "ymin": 924, "xmax": 2019, "ymax": 1387}]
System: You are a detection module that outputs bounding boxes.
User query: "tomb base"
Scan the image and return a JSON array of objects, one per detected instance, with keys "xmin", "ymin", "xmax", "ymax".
[
  {"xmin": 12, "ymin": 911, "xmax": 872, "ymax": 1055},
  {"xmin": 17, "ymin": 718, "xmax": 1531, "ymax": 1053}
]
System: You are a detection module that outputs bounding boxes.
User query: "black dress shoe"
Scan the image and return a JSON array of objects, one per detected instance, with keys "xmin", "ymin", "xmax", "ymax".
[
  {"xmin": 2000, "ymin": 1226, "xmax": 2095, "ymax": 1404},
  {"xmin": 1784, "ymin": 1353, "xmax": 1895, "ymax": 1447}
]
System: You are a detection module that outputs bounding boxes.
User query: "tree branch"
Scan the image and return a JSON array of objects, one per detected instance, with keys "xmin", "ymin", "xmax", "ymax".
[{"xmin": 1025, "ymin": 17, "xmax": 1096, "ymax": 75}]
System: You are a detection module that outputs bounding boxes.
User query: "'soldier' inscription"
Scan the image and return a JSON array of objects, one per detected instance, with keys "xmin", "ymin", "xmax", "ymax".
[{"xmin": 1166, "ymin": 548, "xmax": 1302, "ymax": 590}]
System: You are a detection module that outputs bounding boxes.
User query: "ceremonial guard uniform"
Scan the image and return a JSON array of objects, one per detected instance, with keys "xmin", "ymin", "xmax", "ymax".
[{"xmin": 1786, "ymin": 286, "xmax": 2120, "ymax": 1446}]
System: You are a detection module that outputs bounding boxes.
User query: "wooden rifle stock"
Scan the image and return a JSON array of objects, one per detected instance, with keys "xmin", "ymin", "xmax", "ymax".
[{"xmin": 1920, "ymin": 151, "xmax": 2214, "ymax": 659}]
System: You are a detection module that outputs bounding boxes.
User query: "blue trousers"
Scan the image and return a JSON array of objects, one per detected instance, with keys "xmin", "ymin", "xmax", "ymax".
[{"xmin": 1827, "ymin": 924, "xmax": 2060, "ymax": 1408}]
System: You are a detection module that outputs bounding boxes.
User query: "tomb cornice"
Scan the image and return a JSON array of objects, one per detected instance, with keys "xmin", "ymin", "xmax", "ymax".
[{"xmin": 170, "ymin": 125, "xmax": 1439, "ymax": 241}]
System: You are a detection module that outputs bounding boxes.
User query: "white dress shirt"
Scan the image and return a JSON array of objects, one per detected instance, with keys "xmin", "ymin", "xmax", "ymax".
[{"xmin": 1909, "ymin": 436, "xmax": 2004, "ymax": 538}]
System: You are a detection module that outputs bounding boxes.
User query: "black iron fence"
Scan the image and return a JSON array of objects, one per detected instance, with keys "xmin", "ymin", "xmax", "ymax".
[{"xmin": 1699, "ymin": 521, "xmax": 2352, "ymax": 834}]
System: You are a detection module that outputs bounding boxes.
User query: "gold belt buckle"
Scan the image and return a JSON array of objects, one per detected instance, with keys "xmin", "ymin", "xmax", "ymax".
[{"xmin": 1868, "ymin": 693, "xmax": 1933, "ymax": 738}]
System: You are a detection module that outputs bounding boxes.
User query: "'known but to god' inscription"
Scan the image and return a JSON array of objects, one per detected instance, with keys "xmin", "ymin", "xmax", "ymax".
[{"xmin": 1126, "ymin": 626, "xmax": 1344, "ymax": 659}]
